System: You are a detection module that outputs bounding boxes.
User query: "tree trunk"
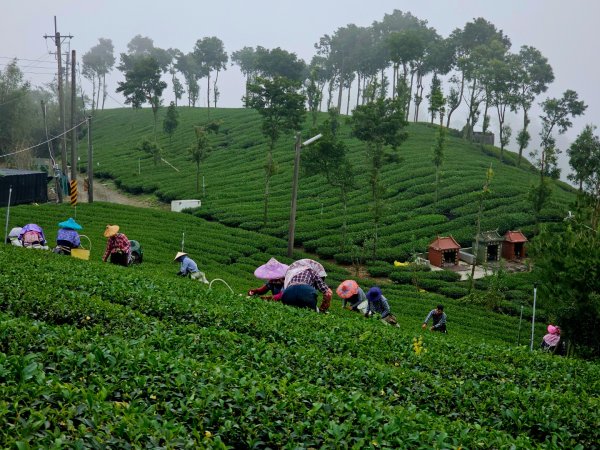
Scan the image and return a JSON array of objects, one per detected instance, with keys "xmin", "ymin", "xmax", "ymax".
[
  {"xmin": 406, "ymin": 69, "xmax": 415, "ymax": 120},
  {"xmin": 356, "ymin": 73, "xmax": 361, "ymax": 108},
  {"xmin": 196, "ymin": 162, "xmax": 200, "ymax": 193},
  {"xmin": 206, "ymin": 73, "xmax": 211, "ymax": 117},
  {"xmin": 465, "ymin": 78, "xmax": 478, "ymax": 140},
  {"xmin": 446, "ymin": 73, "xmax": 465, "ymax": 128},
  {"xmin": 102, "ymin": 73, "xmax": 107, "ymax": 110},
  {"xmin": 96, "ymin": 73, "xmax": 101, "ymax": 114},
  {"xmin": 517, "ymin": 109, "xmax": 529, "ymax": 167},
  {"xmin": 346, "ymin": 80, "xmax": 352, "ymax": 115},
  {"xmin": 337, "ymin": 75, "xmax": 344, "ymax": 113},
  {"xmin": 213, "ymin": 70, "xmax": 219, "ymax": 108},
  {"xmin": 392, "ymin": 64, "xmax": 397, "ymax": 99}
]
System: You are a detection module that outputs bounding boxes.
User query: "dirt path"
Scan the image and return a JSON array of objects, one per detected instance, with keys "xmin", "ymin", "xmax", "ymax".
[{"xmin": 75, "ymin": 176, "xmax": 168, "ymax": 210}]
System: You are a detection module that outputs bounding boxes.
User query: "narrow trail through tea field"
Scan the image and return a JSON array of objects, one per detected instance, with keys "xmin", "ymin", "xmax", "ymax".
[{"xmin": 76, "ymin": 175, "xmax": 168, "ymax": 210}]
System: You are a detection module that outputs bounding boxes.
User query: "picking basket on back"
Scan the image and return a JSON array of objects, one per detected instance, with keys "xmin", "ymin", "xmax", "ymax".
[{"xmin": 71, "ymin": 235, "xmax": 91, "ymax": 260}]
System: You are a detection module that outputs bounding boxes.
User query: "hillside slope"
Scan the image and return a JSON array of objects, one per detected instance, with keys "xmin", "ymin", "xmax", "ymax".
[{"xmin": 85, "ymin": 107, "xmax": 576, "ymax": 263}]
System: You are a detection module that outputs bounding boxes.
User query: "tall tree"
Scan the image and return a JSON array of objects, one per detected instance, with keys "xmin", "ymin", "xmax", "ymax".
[
  {"xmin": 350, "ymin": 91, "xmax": 408, "ymax": 256},
  {"xmin": 175, "ymin": 52, "xmax": 200, "ymax": 107},
  {"xmin": 231, "ymin": 46, "xmax": 258, "ymax": 107},
  {"xmin": 163, "ymin": 101, "xmax": 179, "ymax": 142},
  {"xmin": 427, "ymin": 74, "xmax": 445, "ymax": 124},
  {"xmin": 116, "ymin": 55, "xmax": 167, "ymax": 138},
  {"xmin": 483, "ymin": 49, "xmax": 520, "ymax": 160},
  {"xmin": 82, "ymin": 38, "xmax": 115, "ymax": 113},
  {"xmin": 454, "ymin": 18, "xmax": 511, "ymax": 139},
  {"xmin": 469, "ymin": 165, "xmax": 494, "ymax": 293},
  {"xmin": 514, "ymin": 46, "xmax": 554, "ymax": 166},
  {"xmin": 194, "ymin": 37, "xmax": 228, "ymax": 113},
  {"xmin": 254, "ymin": 47, "xmax": 306, "ymax": 82},
  {"xmin": 189, "ymin": 125, "xmax": 212, "ymax": 194},
  {"xmin": 246, "ymin": 76, "xmax": 306, "ymax": 225},
  {"xmin": 167, "ymin": 49, "xmax": 184, "ymax": 106},
  {"xmin": 0, "ymin": 61, "xmax": 31, "ymax": 153},
  {"xmin": 432, "ymin": 124, "xmax": 446, "ymax": 204},
  {"xmin": 530, "ymin": 90, "xmax": 587, "ymax": 224},
  {"xmin": 568, "ymin": 125, "xmax": 600, "ymax": 193}
]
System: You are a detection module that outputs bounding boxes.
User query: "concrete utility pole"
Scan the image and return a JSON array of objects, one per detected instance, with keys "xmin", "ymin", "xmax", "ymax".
[
  {"xmin": 44, "ymin": 16, "xmax": 73, "ymax": 202},
  {"xmin": 287, "ymin": 133, "xmax": 322, "ymax": 258},
  {"xmin": 87, "ymin": 115, "xmax": 93, "ymax": 203},
  {"xmin": 70, "ymin": 49, "xmax": 77, "ymax": 182}
]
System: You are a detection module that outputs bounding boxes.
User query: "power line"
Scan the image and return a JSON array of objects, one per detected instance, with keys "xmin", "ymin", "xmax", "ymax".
[
  {"xmin": 0, "ymin": 118, "xmax": 87, "ymax": 159},
  {"xmin": 0, "ymin": 55, "xmax": 56, "ymax": 64}
]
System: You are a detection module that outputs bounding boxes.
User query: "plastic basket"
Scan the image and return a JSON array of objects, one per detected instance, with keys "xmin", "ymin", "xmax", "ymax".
[{"xmin": 71, "ymin": 235, "xmax": 91, "ymax": 260}]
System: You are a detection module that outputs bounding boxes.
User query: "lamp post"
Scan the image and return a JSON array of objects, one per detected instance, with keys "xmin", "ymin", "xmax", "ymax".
[{"xmin": 287, "ymin": 132, "xmax": 322, "ymax": 257}]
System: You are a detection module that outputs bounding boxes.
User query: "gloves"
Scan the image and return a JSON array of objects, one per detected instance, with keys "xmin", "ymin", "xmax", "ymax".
[{"xmin": 248, "ymin": 290, "xmax": 255, "ymax": 296}]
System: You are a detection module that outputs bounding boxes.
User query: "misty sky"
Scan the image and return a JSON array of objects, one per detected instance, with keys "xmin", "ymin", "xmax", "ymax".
[{"xmin": 3, "ymin": 0, "xmax": 599, "ymax": 179}]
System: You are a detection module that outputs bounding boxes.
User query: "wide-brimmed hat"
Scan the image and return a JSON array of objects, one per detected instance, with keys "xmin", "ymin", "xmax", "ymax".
[
  {"xmin": 336, "ymin": 280, "xmax": 359, "ymax": 299},
  {"xmin": 58, "ymin": 217, "xmax": 82, "ymax": 230},
  {"xmin": 104, "ymin": 224, "xmax": 120, "ymax": 238},
  {"xmin": 254, "ymin": 257, "xmax": 289, "ymax": 280},
  {"xmin": 174, "ymin": 251, "xmax": 187, "ymax": 261},
  {"xmin": 284, "ymin": 258, "xmax": 327, "ymax": 289},
  {"xmin": 366, "ymin": 286, "xmax": 382, "ymax": 302}
]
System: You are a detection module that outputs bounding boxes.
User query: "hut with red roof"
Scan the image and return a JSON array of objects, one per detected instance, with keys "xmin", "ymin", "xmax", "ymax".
[
  {"xmin": 502, "ymin": 230, "xmax": 528, "ymax": 260},
  {"xmin": 428, "ymin": 235, "xmax": 461, "ymax": 268}
]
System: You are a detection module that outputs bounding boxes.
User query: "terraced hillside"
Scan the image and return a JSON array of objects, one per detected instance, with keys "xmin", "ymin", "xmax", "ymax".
[
  {"xmin": 1, "ymin": 203, "xmax": 598, "ymax": 448},
  {"xmin": 85, "ymin": 107, "xmax": 576, "ymax": 263}
]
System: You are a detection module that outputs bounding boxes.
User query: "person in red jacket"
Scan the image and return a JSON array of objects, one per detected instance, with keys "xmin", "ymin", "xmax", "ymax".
[{"xmin": 102, "ymin": 224, "xmax": 131, "ymax": 266}]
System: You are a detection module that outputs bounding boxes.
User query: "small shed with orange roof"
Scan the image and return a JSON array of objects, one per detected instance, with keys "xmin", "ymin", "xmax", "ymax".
[
  {"xmin": 502, "ymin": 230, "xmax": 528, "ymax": 260},
  {"xmin": 428, "ymin": 235, "xmax": 461, "ymax": 268}
]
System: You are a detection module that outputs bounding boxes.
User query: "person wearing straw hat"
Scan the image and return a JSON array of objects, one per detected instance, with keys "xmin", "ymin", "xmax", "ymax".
[
  {"xmin": 102, "ymin": 225, "xmax": 131, "ymax": 266},
  {"xmin": 174, "ymin": 252, "xmax": 209, "ymax": 284},
  {"xmin": 281, "ymin": 258, "xmax": 332, "ymax": 313},
  {"xmin": 366, "ymin": 286, "xmax": 399, "ymax": 326},
  {"xmin": 336, "ymin": 280, "xmax": 368, "ymax": 313},
  {"xmin": 53, "ymin": 217, "xmax": 82, "ymax": 255},
  {"xmin": 248, "ymin": 257, "xmax": 288, "ymax": 300}
]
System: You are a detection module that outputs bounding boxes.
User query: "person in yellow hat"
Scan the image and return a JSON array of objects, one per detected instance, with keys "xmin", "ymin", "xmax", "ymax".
[
  {"xmin": 102, "ymin": 225, "xmax": 131, "ymax": 266},
  {"xmin": 174, "ymin": 251, "xmax": 208, "ymax": 284}
]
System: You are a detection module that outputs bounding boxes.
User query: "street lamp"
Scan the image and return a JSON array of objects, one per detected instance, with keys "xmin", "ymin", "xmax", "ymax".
[{"xmin": 287, "ymin": 132, "xmax": 322, "ymax": 257}]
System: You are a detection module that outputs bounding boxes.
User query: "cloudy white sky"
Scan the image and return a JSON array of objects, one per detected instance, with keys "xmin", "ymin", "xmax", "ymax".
[{"xmin": 2, "ymin": 0, "xmax": 599, "ymax": 178}]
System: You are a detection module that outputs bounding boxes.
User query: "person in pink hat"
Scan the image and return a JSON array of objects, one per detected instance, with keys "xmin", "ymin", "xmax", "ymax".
[
  {"xmin": 541, "ymin": 324, "xmax": 566, "ymax": 355},
  {"xmin": 336, "ymin": 280, "xmax": 368, "ymax": 312},
  {"xmin": 248, "ymin": 258, "xmax": 288, "ymax": 300}
]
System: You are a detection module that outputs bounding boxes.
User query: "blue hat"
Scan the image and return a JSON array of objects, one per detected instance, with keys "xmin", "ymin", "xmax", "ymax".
[
  {"xmin": 58, "ymin": 217, "xmax": 82, "ymax": 230},
  {"xmin": 366, "ymin": 286, "xmax": 382, "ymax": 302}
]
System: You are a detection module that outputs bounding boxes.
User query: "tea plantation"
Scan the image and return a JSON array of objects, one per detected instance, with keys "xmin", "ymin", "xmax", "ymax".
[
  {"xmin": 1, "ymin": 203, "xmax": 598, "ymax": 448},
  {"xmin": 85, "ymin": 107, "xmax": 576, "ymax": 263}
]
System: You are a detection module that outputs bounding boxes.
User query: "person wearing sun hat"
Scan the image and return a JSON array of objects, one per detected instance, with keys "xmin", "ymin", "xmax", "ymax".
[
  {"xmin": 102, "ymin": 224, "xmax": 131, "ymax": 266},
  {"xmin": 53, "ymin": 217, "xmax": 82, "ymax": 255},
  {"xmin": 336, "ymin": 280, "xmax": 368, "ymax": 313},
  {"xmin": 366, "ymin": 286, "xmax": 398, "ymax": 326},
  {"xmin": 174, "ymin": 251, "xmax": 209, "ymax": 284},
  {"xmin": 281, "ymin": 258, "xmax": 332, "ymax": 313},
  {"xmin": 247, "ymin": 257, "xmax": 289, "ymax": 300}
]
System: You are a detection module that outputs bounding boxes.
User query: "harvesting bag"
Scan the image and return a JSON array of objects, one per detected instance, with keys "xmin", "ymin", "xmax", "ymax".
[{"xmin": 71, "ymin": 235, "xmax": 91, "ymax": 261}]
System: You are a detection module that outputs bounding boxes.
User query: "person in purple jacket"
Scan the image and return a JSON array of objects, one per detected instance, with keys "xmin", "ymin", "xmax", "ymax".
[{"xmin": 53, "ymin": 218, "xmax": 82, "ymax": 255}]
